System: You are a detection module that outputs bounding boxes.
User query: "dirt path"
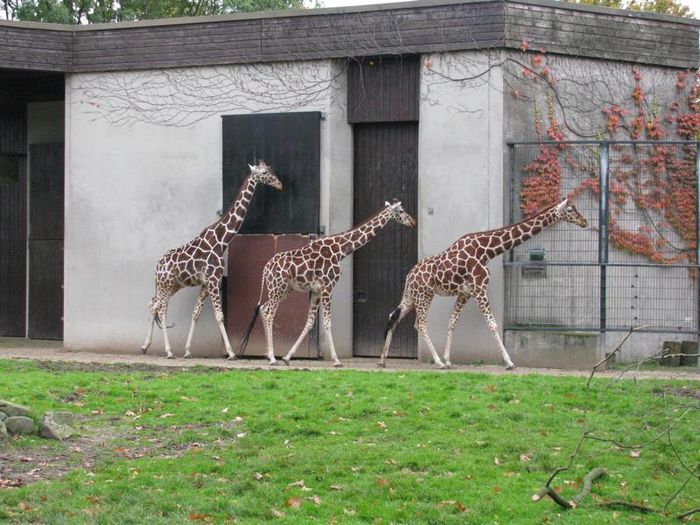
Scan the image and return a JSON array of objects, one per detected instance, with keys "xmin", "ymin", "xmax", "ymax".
[{"xmin": 2, "ymin": 344, "xmax": 699, "ymax": 380}]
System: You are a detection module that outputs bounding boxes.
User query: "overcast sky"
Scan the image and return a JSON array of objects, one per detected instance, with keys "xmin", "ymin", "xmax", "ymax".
[{"xmin": 318, "ymin": 0, "xmax": 699, "ymax": 16}]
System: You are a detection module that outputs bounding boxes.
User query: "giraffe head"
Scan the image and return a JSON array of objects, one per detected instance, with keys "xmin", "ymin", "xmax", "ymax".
[
  {"xmin": 248, "ymin": 160, "xmax": 282, "ymax": 191},
  {"xmin": 556, "ymin": 199, "xmax": 588, "ymax": 228},
  {"xmin": 385, "ymin": 200, "xmax": 416, "ymax": 227}
]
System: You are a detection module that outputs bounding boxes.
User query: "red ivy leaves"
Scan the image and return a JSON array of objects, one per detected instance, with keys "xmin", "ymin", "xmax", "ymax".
[{"xmin": 518, "ymin": 64, "xmax": 698, "ymax": 265}]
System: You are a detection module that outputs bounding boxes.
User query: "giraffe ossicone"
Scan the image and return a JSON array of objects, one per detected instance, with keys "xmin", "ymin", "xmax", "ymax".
[
  {"xmin": 379, "ymin": 197, "xmax": 588, "ymax": 370},
  {"xmin": 141, "ymin": 160, "xmax": 282, "ymax": 359},
  {"xmin": 239, "ymin": 200, "xmax": 416, "ymax": 367}
]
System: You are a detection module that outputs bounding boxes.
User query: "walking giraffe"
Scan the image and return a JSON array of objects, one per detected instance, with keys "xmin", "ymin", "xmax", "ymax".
[
  {"xmin": 379, "ymin": 198, "xmax": 588, "ymax": 369},
  {"xmin": 141, "ymin": 160, "xmax": 282, "ymax": 359},
  {"xmin": 239, "ymin": 200, "xmax": 416, "ymax": 366}
]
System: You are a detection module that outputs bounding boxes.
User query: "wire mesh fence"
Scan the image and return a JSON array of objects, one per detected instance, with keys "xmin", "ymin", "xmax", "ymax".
[{"xmin": 506, "ymin": 141, "xmax": 699, "ymax": 334}]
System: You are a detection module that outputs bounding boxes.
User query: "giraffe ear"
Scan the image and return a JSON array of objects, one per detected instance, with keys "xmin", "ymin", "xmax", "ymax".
[
  {"xmin": 248, "ymin": 164, "xmax": 255, "ymax": 171},
  {"xmin": 385, "ymin": 201, "xmax": 391, "ymax": 207}
]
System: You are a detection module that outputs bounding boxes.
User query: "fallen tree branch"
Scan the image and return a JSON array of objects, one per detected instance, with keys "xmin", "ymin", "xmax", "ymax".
[{"xmin": 533, "ymin": 467, "xmax": 606, "ymax": 509}]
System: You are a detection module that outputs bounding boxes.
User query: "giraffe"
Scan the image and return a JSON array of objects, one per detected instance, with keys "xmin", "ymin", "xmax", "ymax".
[
  {"xmin": 141, "ymin": 160, "xmax": 282, "ymax": 359},
  {"xmin": 379, "ymin": 198, "xmax": 588, "ymax": 370},
  {"xmin": 239, "ymin": 200, "xmax": 416, "ymax": 367}
]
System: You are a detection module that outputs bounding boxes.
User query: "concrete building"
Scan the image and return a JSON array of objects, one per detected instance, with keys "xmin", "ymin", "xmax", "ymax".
[{"xmin": 0, "ymin": 0, "xmax": 698, "ymax": 366}]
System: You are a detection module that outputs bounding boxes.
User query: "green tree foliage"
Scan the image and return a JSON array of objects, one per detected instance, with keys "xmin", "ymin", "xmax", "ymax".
[
  {"xmin": 570, "ymin": 0, "xmax": 693, "ymax": 17},
  {"xmin": 3, "ymin": 0, "xmax": 304, "ymax": 24}
]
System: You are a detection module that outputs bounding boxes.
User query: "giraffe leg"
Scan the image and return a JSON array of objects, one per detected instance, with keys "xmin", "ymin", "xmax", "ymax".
[
  {"xmin": 207, "ymin": 281, "xmax": 235, "ymax": 360},
  {"xmin": 378, "ymin": 299, "xmax": 413, "ymax": 368},
  {"xmin": 141, "ymin": 297, "xmax": 158, "ymax": 354},
  {"xmin": 319, "ymin": 294, "xmax": 342, "ymax": 367},
  {"xmin": 414, "ymin": 294, "xmax": 445, "ymax": 369},
  {"xmin": 282, "ymin": 293, "xmax": 321, "ymax": 366},
  {"xmin": 157, "ymin": 299, "xmax": 174, "ymax": 359},
  {"xmin": 183, "ymin": 287, "xmax": 208, "ymax": 359},
  {"xmin": 443, "ymin": 294, "xmax": 468, "ymax": 368},
  {"xmin": 473, "ymin": 289, "xmax": 515, "ymax": 369}
]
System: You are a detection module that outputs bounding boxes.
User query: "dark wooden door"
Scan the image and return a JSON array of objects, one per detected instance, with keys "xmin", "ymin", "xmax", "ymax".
[
  {"xmin": 222, "ymin": 112, "xmax": 321, "ymax": 234},
  {"xmin": 222, "ymin": 112, "xmax": 321, "ymax": 354},
  {"xmin": 352, "ymin": 123, "xmax": 418, "ymax": 358},
  {"xmin": 28, "ymin": 143, "xmax": 64, "ymax": 340},
  {"xmin": 0, "ymin": 154, "xmax": 27, "ymax": 336}
]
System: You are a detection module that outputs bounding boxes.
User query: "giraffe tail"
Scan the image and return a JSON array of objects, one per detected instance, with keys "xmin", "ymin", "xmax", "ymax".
[
  {"xmin": 237, "ymin": 304, "xmax": 261, "ymax": 356},
  {"xmin": 384, "ymin": 306, "xmax": 403, "ymax": 340}
]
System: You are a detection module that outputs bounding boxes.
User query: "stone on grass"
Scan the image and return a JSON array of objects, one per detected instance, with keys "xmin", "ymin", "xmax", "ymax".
[
  {"xmin": 40, "ymin": 411, "xmax": 78, "ymax": 440},
  {"xmin": 5, "ymin": 416, "xmax": 35, "ymax": 435},
  {"xmin": 0, "ymin": 420, "xmax": 7, "ymax": 439},
  {"xmin": 0, "ymin": 400, "xmax": 32, "ymax": 417}
]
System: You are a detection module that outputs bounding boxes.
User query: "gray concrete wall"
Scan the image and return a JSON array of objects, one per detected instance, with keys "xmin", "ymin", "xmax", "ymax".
[
  {"xmin": 417, "ymin": 51, "xmax": 507, "ymax": 365},
  {"xmin": 64, "ymin": 60, "xmax": 353, "ymax": 358}
]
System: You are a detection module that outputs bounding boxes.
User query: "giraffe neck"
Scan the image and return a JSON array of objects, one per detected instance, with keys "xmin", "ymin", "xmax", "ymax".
[
  {"xmin": 202, "ymin": 175, "xmax": 257, "ymax": 254},
  {"xmin": 486, "ymin": 203, "xmax": 561, "ymax": 258},
  {"xmin": 336, "ymin": 208, "xmax": 393, "ymax": 258}
]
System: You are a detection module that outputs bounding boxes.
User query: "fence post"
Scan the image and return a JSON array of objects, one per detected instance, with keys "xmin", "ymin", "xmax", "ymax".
[{"xmin": 599, "ymin": 142, "xmax": 610, "ymax": 356}]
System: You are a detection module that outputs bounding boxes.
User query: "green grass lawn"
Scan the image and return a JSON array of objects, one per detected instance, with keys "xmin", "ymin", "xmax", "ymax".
[{"xmin": 0, "ymin": 359, "xmax": 698, "ymax": 524}]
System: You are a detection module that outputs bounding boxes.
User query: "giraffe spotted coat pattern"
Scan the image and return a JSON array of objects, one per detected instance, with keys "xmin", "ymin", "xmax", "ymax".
[
  {"xmin": 379, "ymin": 198, "xmax": 588, "ymax": 369},
  {"xmin": 141, "ymin": 161, "xmax": 282, "ymax": 359},
  {"xmin": 239, "ymin": 200, "xmax": 416, "ymax": 366}
]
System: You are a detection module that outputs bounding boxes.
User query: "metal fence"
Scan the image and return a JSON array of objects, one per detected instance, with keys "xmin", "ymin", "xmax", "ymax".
[{"xmin": 505, "ymin": 141, "xmax": 699, "ymax": 335}]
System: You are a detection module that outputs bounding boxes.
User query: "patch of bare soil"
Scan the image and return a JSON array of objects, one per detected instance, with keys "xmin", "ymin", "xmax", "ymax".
[
  {"xmin": 0, "ymin": 417, "xmax": 243, "ymax": 489},
  {"xmin": 33, "ymin": 360, "xmax": 228, "ymax": 375}
]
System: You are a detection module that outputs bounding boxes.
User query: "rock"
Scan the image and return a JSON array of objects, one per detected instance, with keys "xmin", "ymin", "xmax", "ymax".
[
  {"xmin": 4, "ymin": 416, "xmax": 35, "ymax": 435},
  {"xmin": 0, "ymin": 400, "xmax": 32, "ymax": 417},
  {"xmin": 0, "ymin": 411, "xmax": 7, "ymax": 422},
  {"xmin": 0, "ymin": 420, "xmax": 7, "ymax": 439},
  {"xmin": 40, "ymin": 411, "xmax": 77, "ymax": 440}
]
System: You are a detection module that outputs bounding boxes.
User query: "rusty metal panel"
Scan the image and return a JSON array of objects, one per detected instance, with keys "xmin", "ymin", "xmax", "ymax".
[{"xmin": 227, "ymin": 234, "xmax": 318, "ymax": 359}]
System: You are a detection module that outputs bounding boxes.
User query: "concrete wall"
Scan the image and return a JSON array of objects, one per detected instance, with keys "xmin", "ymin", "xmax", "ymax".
[
  {"xmin": 64, "ymin": 60, "xmax": 353, "ymax": 358},
  {"xmin": 417, "ymin": 51, "xmax": 507, "ymax": 364}
]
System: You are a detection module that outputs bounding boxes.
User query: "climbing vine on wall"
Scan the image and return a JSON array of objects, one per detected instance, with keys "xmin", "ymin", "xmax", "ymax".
[{"xmin": 517, "ymin": 49, "xmax": 698, "ymax": 266}]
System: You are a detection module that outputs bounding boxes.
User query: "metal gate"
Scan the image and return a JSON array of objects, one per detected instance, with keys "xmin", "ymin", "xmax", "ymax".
[
  {"xmin": 506, "ymin": 141, "xmax": 699, "ymax": 336},
  {"xmin": 222, "ymin": 112, "xmax": 321, "ymax": 357}
]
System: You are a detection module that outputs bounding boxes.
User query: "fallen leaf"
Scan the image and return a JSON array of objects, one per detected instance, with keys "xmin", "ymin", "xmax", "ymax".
[
  {"xmin": 18, "ymin": 502, "xmax": 32, "ymax": 511},
  {"xmin": 255, "ymin": 472, "xmax": 264, "ymax": 481},
  {"xmin": 504, "ymin": 471, "xmax": 517, "ymax": 478},
  {"xmin": 376, "ymin": 477, "xmax": 390, "ymax": 487},
  {"xmin": 221, "ymin": 407, "xmax": 229, "ymax": 414},
  {"xmin": 270, "ymin": 508, "xmax": 285, "ymax": 518},
  {"xmin": 330, "ymin": 485, "xmax": 343, "ymax": 491},
  {"xmin": 286, "ymin": 497, "xmax": 302, "ymax": 509},
  {"xmin": 454, "ymin": 501, "xmax": 469, "ymax": 513},
  {"xmin": 531, "ymin": 493, "xmax": 541, "ymax": 502},
  {"xmin": 308, "ymin": 495, "xmax": 321, "ymax": 506},
  {"xmin": 484, "ymin": 384, "xmax": 497, "ymax": 393},
  {"xmin": 377, "ymin": 421, "xmax": 387, "ymax": 430},
  {"xmin": 630, "ymin": 449, "xmax": 640, "ymax": 458},
  {"xmin": 494, "ymin": 457, "xmax": 500, "ymax": 466},
  {"xmin": 287, "ymin": 479, "xmax": 306, "ymax": 488},
  {"xmin": 493, "ymin": 485, "xmax": 501, "ymax": 494},
  {"xmin": 159, "ymin": 413, "xmax": 174, "ymax": 419},
  {"xmin": 519, "ymin": 453, "xmax": 532, "ymax": 462},
  {"xmin": 187, "ymin": 513, "xmax": 212, "ymax": 521}
]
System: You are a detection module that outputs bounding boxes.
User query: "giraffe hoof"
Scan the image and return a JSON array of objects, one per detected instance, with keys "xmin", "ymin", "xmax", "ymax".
[
  {"xmin": 281, "ymin": 357, "xmax": 290, "ymax": 366},
  {"xmin": 141, "ymin": 347, "xmax": 148, "ymax": 355},
  {"xmin": 436, "ymin": 362, "xmax": 446, "ymax": 369},
  {"xmin": 183, "ymin": 353, "xmax": 192, "ymax": 359},
  {"xmin": 227, "ymin": 354, "xmax": 237, "ymax": 361},
  {"xmin": 444, "ymin": 363, "xmax": 452, "ymax": 369},
  {"xmin": 505, "ymin": 364, "xmax": 516, "ymax": 371},
  {"xmin": 377, "ymin": 362, "xmax": 386, "ymax": 368},
  {"xmin": 166, "ymin": 354, "xmax": 175, "ymax": 360},
  {"xmin": 333, "ymin": 361, "xmax": 343, "ymax": 368},
  {"xmin": 269, "ymin": 360, "xmax": 279, "ymax": 366}
]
